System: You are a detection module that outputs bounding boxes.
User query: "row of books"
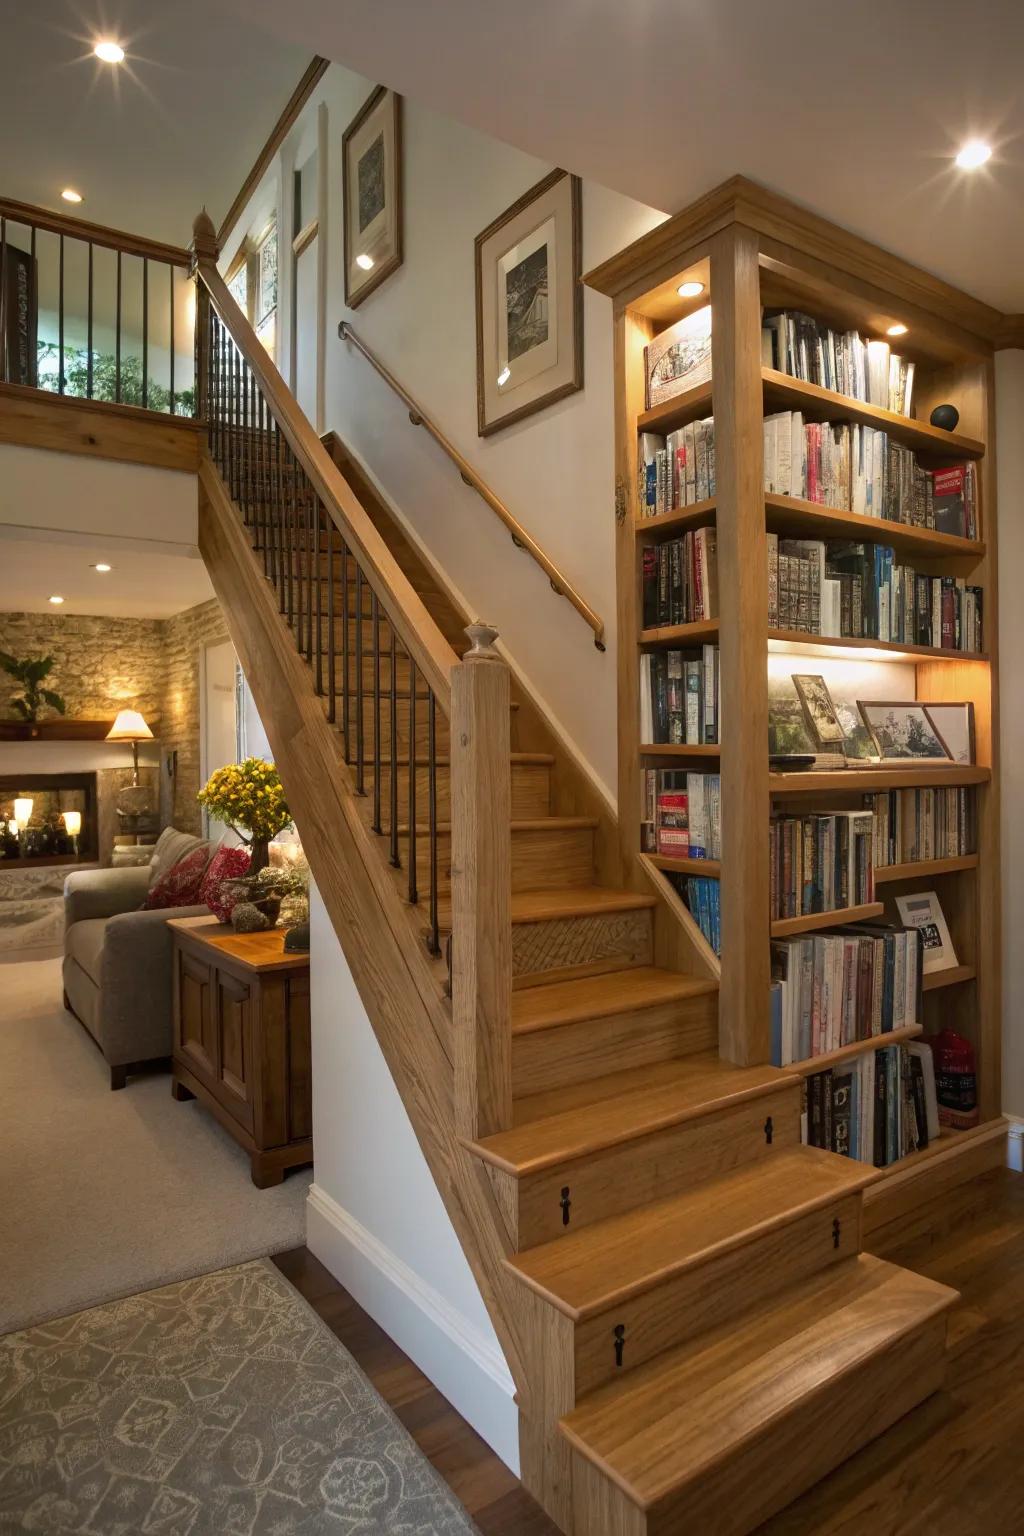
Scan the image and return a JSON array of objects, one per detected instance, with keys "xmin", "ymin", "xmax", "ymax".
[
  {"xmin": 761, "ymin": 310, "xmax": 915, "ymax": 417},
  {"xmin": 639, "ymin": 645, "xmax": 720, "ymax": 745},
  {"xmin": 804, "ymin": 1042, "xmax": 938, "ymax": 1166},
  {"xmin": 641, "ymin": 771, "xmax": 721, "ymax": 859},
  {"xmin": 669, "ymin": 872, "xmax": 721, "ymax": 955},
  {"xmin": 763, "ymin": 412, "xmax": 979, "ymax": 539},
  {"xmin": 864, "ymin": 788, "xmax": 976, "ymax": 868},
  {"xmin": 767, "ymin": 534, "xmax": 984, "ymax": 651},
  {"xmin": 642, "ymin": 529, "xmax": 718, "ymax": 628},
  {"xmin": 770, "ymin": 811, "xmax": 874, "ymax": 922},
  {"xmin": 770, "ymin": 923, "xmax": 922, "ymax": 1066},
  {"xmin": 638, "ymin": 417, "xmax": 716, "ymax": 517}
]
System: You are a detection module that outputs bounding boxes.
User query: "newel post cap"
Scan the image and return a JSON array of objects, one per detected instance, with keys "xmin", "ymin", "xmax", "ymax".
[
  {"xmin": 463, "ymin": 623, "xmax": 501, "ymax": 660},
  {"xmin": 190, "ymin": 207, "xmax": 219, "ymax": 269}
]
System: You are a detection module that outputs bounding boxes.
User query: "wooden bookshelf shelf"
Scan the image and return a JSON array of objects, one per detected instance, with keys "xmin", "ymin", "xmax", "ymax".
[
  {"xmin": 640, "ymin": 742, "xmax": 720, "ymax": 760},
  {"xmin": 864, "ymin": 1118, "xmax": 1007, "ymax": 1195},
  {"xmin": 767, "ymin": 629, "xmax": 988, "ymax": 664},
  {"xmin": 922, "ymin": 963, "xmax": 976, "ymax": 992},
  {"xmin": 648, "ymin": 854, "xmax": 722, "ymax": 878},
  {"xmin": 764, "ymin": 493, "xmax": 985, "ymax": 561},
  {"xmin": 874, "ymin": 855, "xmax": 979, "ymax": 884},
  {"xmin": 639, "ymin": 619, "xmax": 719, "ymax": 648},
  {"xmin": 761, "ymin": 368, "xmax": 986, "ymax": 459},
  {"xmin": 637, "ymin": 378, "xmax": 713, "ymax": 435},
  {"xmin": 786, "ymin": 1022, "xmax": 924, "ymax": 1077},
  {"xmin": 635, "ymin": 498, "xmax": 716, "ymax": 538},
  {"xmin": 770, "ymin": 901, "xmax": 884, "ymax": 938},
  {"xmin": 769, "ymin": 765, "xmax": 990, "ymax": 793}
]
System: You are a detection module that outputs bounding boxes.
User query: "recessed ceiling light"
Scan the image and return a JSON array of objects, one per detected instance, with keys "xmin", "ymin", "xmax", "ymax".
[
  {"xmin": 955, "ymin": 139, "xmax": 992, "ymax": 170},
  {"xmin": 886, "ymin": 323, "xmax": 909, "ymax": 337},
  {"xmin": 677, "ymin": 280, "xmax": 705, "ymax": 299},
  {"xmin": 496, "ymin": 366, "xmax": 511, "ymax": 387},
  {"xmin": 48, "ymin": 595, "xmax": 65, "ymax": 605},
  {"xmin": 92, "ymin": 563, "xmax": 112, "ymax": 573},
  {"xmin": 355, "ymin": 253, "xmax": 374, "ymax": 271},
  {"xmin": 93, "ymin": 40, "xmax": 125, "ymax": 63},
  {"xmin": 61, "ymin": 188, "xmax": 83, "ymax": 204}
]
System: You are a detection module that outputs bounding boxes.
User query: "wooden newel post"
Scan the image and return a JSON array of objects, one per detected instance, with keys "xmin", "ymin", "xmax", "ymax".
[
  {"xmin": 190, "ymin": 208, "xmax": 218, "ymax": 423},
  {"xmin": 450, "ymin": 623, "xmax": 513, "ymax": 1139}
]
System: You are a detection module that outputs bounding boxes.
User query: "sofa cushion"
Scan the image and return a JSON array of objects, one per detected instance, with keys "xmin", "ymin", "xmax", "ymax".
[
  {"xmin": 198, "ymin": 844, "xmax": 252, "ymax": 923},
  {"xmin": 64, "ymin": 917, "xmax": 109, "ymax": 987},
  {"xmin": 148, "ymin": 827, "xmax": 206, "ymax": 888},
  {"xmin": 142, "ymin": 845, "xmax": 211, "ymax": 910}
]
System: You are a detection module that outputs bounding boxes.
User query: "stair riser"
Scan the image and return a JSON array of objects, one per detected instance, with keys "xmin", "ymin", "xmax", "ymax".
[
  {"xmin": 573, "ymin": 1191, "xmax": 863, "ymax": 1397},
  {"xmin": 361, "ymin": 762, "xmax": 550, "ymax": 822},
  {"xmin": 571, "ymin": 1314, "xmax": 948, "ymax": 1536},
  {"xmin": 512, "ymin": 993, "xmax": 718, "ymax": 1098},
  {"xmin": 493, "ymin": 1085, "xmax": 801, "ymax": 1250},
  {"xmin": 512, "ymin": 911, "xmax": 654, "ymax": 987},
  {"xmin": 396, "ymin": 825, "xmax": 595, "ymax": 896}
]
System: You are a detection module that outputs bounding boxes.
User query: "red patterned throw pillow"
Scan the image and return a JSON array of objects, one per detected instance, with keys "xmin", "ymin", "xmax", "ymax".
[
  {"xmin": 199, "ymin": 844, "xmax": 252, "ymax": 923},
  {"xmin": 141, "ymin": 845, "xmax": 211, "ymax": 910}
]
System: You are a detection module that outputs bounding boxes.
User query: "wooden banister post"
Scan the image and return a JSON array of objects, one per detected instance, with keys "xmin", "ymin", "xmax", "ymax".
[
  {"xmin": 450, "ymin": 623, "xmax": 512, "ymax": 1139},
  {"xmin": 190, "ymin": 208, "xmax": 218, "ymax": 423}
]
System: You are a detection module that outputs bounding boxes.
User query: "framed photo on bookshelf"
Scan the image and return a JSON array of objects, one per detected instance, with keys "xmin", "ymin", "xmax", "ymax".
[
  {"xmin": 644, "ymin": 305, "xmax": 712, "ymax": 410},
  {"xmin": 474, "ymin": 169, "xmax": 582, "ymax": 437},
  {"xmin": 895, "ymin": 889, "xmax": 958, "ymax": 974},
  {"xmin": 857, "ymin": 701, "xmax": 951, "ymax": 762},
  {"xmin": 342, "ymin": 85, "xmax": 403, "ymax": 308},
  {"xmin": 792, "ymin": 674, "xmax": 847, "ymax": 750},
  {"xmin": 923, "ymin": 701, "xmax": 975, "ymax": 765}
]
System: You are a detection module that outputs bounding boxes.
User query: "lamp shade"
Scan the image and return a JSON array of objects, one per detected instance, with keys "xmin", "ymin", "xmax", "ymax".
[
  {"xmin": 106, "ymin": 709, "xmax": 154, "ymax": 743},
  {"xmin": 13, "ymin": 797, "xmax": 33, "ymax": 829},
  {"xmin": 62, "ymin": 810, "xmax": 82, "ymax": 837}
]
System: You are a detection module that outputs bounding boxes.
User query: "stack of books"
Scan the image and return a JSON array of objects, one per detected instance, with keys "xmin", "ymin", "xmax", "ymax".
[
  {"xmin": 865, "ymin": 787, "xmax": 976, "ymax": 866},
  {"xmin": 804, "ymin": 1041, "xmax": 938, "ymax": 1167},
  {"xmin": 761, "ymin": 310, "xmax": 915, "ymax": 416},
  {"xmin": 770, "ymin": 922, "xmax": 922, "ymax": 1066},
  {"xmin": 770, "ymin": 810, "xmax": 874, "ymax": 922},
  {"xmin": 641, "ymin": 770, "xmax": 721, "ymax": 859},
  {"xmin": 642, "ymin": 529, "xmax": 718, "ymax": 627},
  {"xmin": 671, "ymin": 874, "xmax": 720, "ymax": 955},
  {"xmin": 639, "ymin": 645, "xmax": 720, "ymax": 744},
  {"xmin": 766, "ymin": 534, "xmax": 983, "ymax": 651},
  {"xmin": 638, "ymin": 417, "xmax": 715, "ymax": 517}
]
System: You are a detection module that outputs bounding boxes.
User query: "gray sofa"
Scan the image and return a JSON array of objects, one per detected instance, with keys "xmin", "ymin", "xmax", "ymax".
[{"xmin": 63, "ymin": 829, "xmax": 210, "ymax": 1089}]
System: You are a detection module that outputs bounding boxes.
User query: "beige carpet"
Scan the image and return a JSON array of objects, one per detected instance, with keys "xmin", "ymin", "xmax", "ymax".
[{"xmin": 0, "ymin": 958, "xmax": 310, "ymax": 1336}]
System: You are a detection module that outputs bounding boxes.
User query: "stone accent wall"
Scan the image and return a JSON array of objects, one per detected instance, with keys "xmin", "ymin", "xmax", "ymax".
[{"xmin": 161, "ymin": 600, "xmax": 230, "ymax": 835}]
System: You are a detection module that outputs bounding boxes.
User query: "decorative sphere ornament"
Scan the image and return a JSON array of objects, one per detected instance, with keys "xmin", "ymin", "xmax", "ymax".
[{"xmin": 929, "ymin": 404, "xmax": 960, "ymax": 432}]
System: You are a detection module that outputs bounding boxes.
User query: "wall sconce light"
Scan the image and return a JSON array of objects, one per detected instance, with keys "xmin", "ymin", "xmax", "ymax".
[
  {"xmin": 62, "ymin": 809, "xmax": 82, "ymax": 853},
  {"xmin": 13, "ymin": 797, "xmax": 33, "ymax": 831}
]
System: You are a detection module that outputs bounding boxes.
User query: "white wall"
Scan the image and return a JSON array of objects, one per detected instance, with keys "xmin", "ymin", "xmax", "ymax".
[
  {"xmin": 997, "ymin": 349, "xmax": 1024, "ymax": 1120},
  {"xmin": 0, "ymin": 445, "xmax": 198, "ymax": 551},
  {"xmin": 306, "ymin": 883, "xmax": 519, "ymax": 1468}
]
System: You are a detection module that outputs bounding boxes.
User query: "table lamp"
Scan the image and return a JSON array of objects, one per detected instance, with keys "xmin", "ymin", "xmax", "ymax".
[
  {"xmin": 62, "ymin": 809, "xmax": 82, "ymax": 853},
  {"xmin": 106, "ymin": 709, "xmax": 154, "ymax": 785},
  {"xmin": 13, "ymin": 796, "xmax": 33, "ymax": 830}
]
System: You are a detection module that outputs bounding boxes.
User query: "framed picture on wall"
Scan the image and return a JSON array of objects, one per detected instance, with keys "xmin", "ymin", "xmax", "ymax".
[
  {"xmin": 342, "ymin": 85, "xmax": 403, "ymax": 308},
  {"xmin": 474, "ymin": 169, "xmax": 582, "ymax": 437}
]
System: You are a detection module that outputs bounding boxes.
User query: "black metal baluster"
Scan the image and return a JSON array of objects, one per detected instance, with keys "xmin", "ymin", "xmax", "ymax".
[
  {"xmin": 232, "ymin": 341, "xmax": 242, "ymax": 501},
  {"xmin": 389, "ymin": 628, "xmax": 400, "ymax": 868},
  {"xmin": 115, "ymin": 250, "xmax": 122, "ymax": 402},
  {"xmin": 274, "ymin": 421, "xmax": 286, "ymax": 611},
  {"xmin": 355, "ymin": 567, "xmax": 365, "ymax": 794},
  {"xmin": 286, "ymin": 444, "xmax": 297, "ymax": 626},
  {"xmin": 258, "ymin": 387, "xmax": 269, "ymax": 559},
  {"xmin": 169, "ymin": 264, "xmax": 175, "ymax": 415},
  {"xmin": 58, "ymin": 234, "xmax": 64, "ymax": 394},
  {"xmin": 141, "ymin": 258, "xmax": 148, "ymax": 409},
  {"xmin": 427, "ymin": 694, "xmax": 440, "ymax": 953},
  {"xmin": 314, "ymin": 503, "xmax": 323, "ymax": 694},
  {"xmin": 371, "ymin": 593, "xmax": 382, "ymax": 833},
  {"xmin": 304, "ymin": 485, "xmax": 314, "ymax": 664},
  {"xmin": 408, "ymin": 657, "xmax": 418, "ymax": 904},
  {"xmin": 0, "ymin": 218, "xmax": 7, "ymax": 384},
  {"xmin": 86, "ymin": 243, "xmax": 94, "ymax": 398},
  {"xmin": 341, "ymin": 544, "xmax": 351, "ymax": 763},
  {"xmin": 326, "ymin": 516, "xmax": 336, "ymax": 722},
  {"xmin": 294, "ymin": 456, "xmax": 305, "ymax": 648}
]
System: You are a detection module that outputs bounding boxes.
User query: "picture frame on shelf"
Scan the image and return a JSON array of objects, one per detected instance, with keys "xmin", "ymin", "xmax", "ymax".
[
  {"xmin": 895, "ymin": 889, "xmax": 959, "ymax": 975},
  {"xmin": 342, "ymin": 85, "xmax": 403, "ymax": 308},
  {"xmin": 857, "ymin": 701, "xmax": 951, "ymax": 762},
  {"xmin": 922, "ymin": 701, "xmax": 976, "ymax": 765},
  {"xmin": 474, "ymin": 169, "xmax": 582, "ymax": 437},
  {"xmin": 792, "ymin": 674, "xmax": 847, "ymax": 749},
  {"xmin": 644, "ymin": 304, "xmax": 712, "ymax": 410}
]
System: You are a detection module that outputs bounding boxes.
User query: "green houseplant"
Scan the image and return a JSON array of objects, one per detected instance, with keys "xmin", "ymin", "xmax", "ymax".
[
  {"xmin": 0, "ymin": 652, "xmax": 67, "ymax": 722},
  {"xmin": 196, "ymin": 757, "xmax": 291, "ymax": 874}
]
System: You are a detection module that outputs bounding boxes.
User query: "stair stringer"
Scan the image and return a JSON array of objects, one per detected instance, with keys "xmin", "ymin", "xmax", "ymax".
[{"xmin": 196, "ymin": 457, "xmax": 533, "ymax": 1402}]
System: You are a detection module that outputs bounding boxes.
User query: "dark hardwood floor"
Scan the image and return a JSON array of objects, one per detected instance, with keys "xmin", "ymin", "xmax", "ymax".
[{"xmin": 276, "ymin": 1167, "xmax": 1023, "ymax": 1535}]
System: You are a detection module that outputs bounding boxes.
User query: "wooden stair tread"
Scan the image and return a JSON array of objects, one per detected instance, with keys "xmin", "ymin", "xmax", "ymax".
[
  {"xmin": 559, "ymin": 1254, "xmax": 957, "ymax": 1508},
  {"xmin": 510, "ymin": 887, "xmax": 658, "ymax": 923},
  {"xmin": 505, "ymin": 1146, "xmax": 877, "ymax": 1319},
  {"xmin": 511, "ymin": 966, "xmax": 717, "ymax": 1036},
  {"xmin": 471, "ymin": 1053, "xmax": 796, "ymax": 1174},
  {"xmin": 398, "ymin": 816, "xmax": 598, "ymax": 836}
]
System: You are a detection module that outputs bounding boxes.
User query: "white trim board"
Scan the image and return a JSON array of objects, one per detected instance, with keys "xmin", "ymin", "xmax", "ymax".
[{"xmin": 306, "ymin": 1182, "xmax": 520, "ymax": 1473}]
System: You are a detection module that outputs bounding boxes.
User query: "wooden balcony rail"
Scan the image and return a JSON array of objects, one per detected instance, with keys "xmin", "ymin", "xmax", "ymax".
[
  {"xmin": 338, "ymin": 320, "xmax": 607, "ymax": 652},
  {"xmin": 0, "ymin": 196, "xmax": 193, "ymax": 415}
]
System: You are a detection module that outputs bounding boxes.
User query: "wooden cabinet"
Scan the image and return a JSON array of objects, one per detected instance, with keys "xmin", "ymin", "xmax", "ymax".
[{"xmin": 169, "ymin": 916, "xmax": 312, "ymax": 1187}]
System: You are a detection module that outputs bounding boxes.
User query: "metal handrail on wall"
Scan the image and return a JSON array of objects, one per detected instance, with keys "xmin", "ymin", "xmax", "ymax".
[{"xmin": 338, "ymin": 320, "xmax": 606, "ymax": 651}]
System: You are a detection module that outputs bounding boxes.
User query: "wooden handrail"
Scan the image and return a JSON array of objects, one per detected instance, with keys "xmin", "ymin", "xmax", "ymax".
[
  {"xmin": 193, "ymin": 238, "xmax": 461, "ymax": 705},
  {"xmin": 0, "ymin": 197, "xmax": 190, "ymax": 266},
  {"xmin": 338, "ymin": 321, "xmax": 607, "ymax": 651}
]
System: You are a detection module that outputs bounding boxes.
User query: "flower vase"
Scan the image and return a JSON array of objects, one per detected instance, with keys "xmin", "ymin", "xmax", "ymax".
[{"xmin": 249, "ymin": 837, "xmax": 271, "ymax": 876}]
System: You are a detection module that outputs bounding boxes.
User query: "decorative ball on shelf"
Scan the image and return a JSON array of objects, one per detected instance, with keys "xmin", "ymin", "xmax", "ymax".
[
  {"xmin": 231, "ymin": 901, "xmax": 271, "ymax": 933},
  {"xmin": 929, "ymin": 403, "xmax": 960, "ymax": 432},
  {"xmin": 284, "ymin": 921, "xmax": 310, "ymax": 953}
]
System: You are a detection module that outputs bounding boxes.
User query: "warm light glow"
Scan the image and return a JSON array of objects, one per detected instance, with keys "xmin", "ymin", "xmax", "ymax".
[
  {"xmin": 61, "ymin": 188, "xmax": 83, "ymax": 204},
  {"xmin": 13, "ymin": 798, "xmax": 33, "ymax": 830},
  {"xmin": 92, "ymin": 563, "xmax": 112, "ymax": 573},
  {"xmin": 496, "ymin": 366, "xmax": 511, "ymax": 387},
  {"xmin": 93, "ymin": 40, "xmax": 125, "ymax": 63},
  {"xmin": 106, "ymin": 709, "xmax": 154, "ymax": 743},
  {"xmin": 48, "ymin": 595, "xmax": 64, "ymax": 605},
  {"xmin": 886, "ymin": 323, "xmax": 908, "ymax": 337},
  {"xmin": 355, "ymin": 253, "xmax": 374, "ymax": 271},
  {"xmin": 6, "ymin": 821, "xmax": 17, "ymax": 838},
  {"xmin": 677, "ymin": 280, "xmax": 705, "ymax": 299},
  {"xmin": 62, "ymin": 810, "xmax": 82, "ymax": 837},
  {"xmin": 955, "ymin": 139, "xmax": 992, "ymax": 170}
]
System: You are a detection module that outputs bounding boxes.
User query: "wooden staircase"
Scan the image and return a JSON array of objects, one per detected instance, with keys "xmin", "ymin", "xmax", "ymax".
[{"xmin": 189, "ymin": 221, "xmax": 958, "ymax": 1536}]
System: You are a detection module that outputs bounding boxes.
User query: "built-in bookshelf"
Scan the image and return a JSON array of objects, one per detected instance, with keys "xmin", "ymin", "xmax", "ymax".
[{"xmin": 588, "ymin": 180, "xmax": 1002, "ymax": 1213}]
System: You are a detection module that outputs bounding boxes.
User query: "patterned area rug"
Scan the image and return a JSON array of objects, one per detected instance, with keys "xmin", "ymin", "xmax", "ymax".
[{"xmin": 0, "ymin": 1259, "xmax": 479, "ymax": 1535}]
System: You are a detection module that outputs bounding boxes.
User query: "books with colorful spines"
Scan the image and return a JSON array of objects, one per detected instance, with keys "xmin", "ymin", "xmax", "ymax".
[
  {"xmin": 931, "ymin": 463, "xmax": 979, "ymax": 540},
  {"xmin": 644, "ymin": 306, "xmax": 712, "ymax": 410}
]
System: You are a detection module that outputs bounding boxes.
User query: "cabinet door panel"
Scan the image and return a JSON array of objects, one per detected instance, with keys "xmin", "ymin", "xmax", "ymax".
[
  {"xmin": 176, "ymin": 950, "xmax": 217, "ymax": 1079},
  {"xmin": 214, "ymin": 970, "xmax": 256, "ymax": 1132}
]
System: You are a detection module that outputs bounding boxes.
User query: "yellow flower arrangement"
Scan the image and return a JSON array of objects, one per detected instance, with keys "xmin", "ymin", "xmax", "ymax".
[{"xmin": 196, "ymin": 758, "xmax": 291, "ymax": 842}]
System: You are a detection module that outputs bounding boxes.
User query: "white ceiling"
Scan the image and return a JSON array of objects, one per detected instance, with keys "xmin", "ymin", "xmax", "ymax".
[
  {"xmin": 0, "ymin": 0, "xmax": 310, "ymax": 246},
  {"xmin": 0, "ymin": 536, "xmax": 213, "ymax": 620},
  {"xmin": 227, "ymin": 0, "xmax": 1024, "ymax": 312}
]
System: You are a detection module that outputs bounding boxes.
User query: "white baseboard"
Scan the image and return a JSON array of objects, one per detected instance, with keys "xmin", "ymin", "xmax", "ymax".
[{"xmin": 306, "ymin": 1183, "xmax": 520, "ymax": 1473}]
